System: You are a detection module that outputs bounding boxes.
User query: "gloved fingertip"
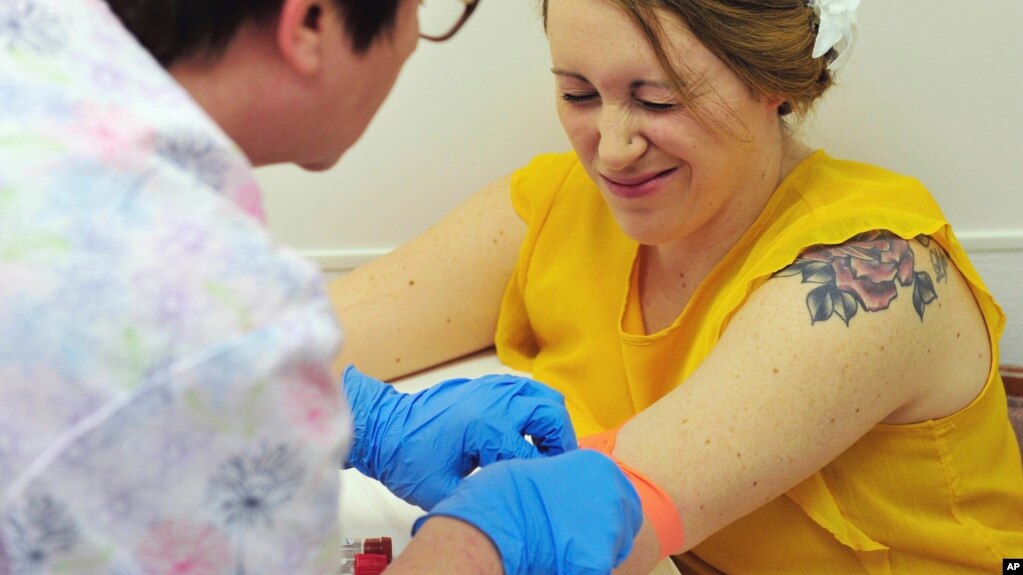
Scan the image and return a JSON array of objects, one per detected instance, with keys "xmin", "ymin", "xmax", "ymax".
[
  {"xmin": 421, "ymin": 478, "xmax": 461, "ymax": 512},
  {"xmin": 341, "ymin": 363, "xmax": 364, "ymax": 387},
  {"xmin": 536, "ymin": 434, "xmax": 578, "ymax": 456},
  {"xmin": 410, "ymin": 514, "xmax": 430, "ymax": 536},
  {"xmin": 480, "ymin": 441, "xmax": 541, "ymax": 466},
  {"xmin": 508, "ymin": 441, "xmax": 543, "ymax": 462},
  {"xmin": 525, "ymin": 381, "xmax": 569, "ymax": 404}
]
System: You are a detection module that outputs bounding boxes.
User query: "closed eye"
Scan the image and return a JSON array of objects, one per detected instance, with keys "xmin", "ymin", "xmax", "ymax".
[
  {"xmin": 561, "ymin": 93, "xmax": 598, "ymax": 104},
  {"xmin": 639, "ymin": 100, "xmax": 676, "ymax": 112}
]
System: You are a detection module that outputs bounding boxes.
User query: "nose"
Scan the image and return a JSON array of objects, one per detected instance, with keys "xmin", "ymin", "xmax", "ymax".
[{"xmin": 597, "ymin": 105, "xmax": 645, "ymax": 171}]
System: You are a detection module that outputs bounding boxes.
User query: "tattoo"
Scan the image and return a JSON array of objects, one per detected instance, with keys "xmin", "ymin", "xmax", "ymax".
[
  {"xmin": 914, "ymin": 234, "xmax": 949, "ymax": 283},
  {"xmin": 914, "ymin": 234, "xmax": 950, "ymax": 282},
  {"xmin": 775, "ymin": 230, "xmax": 939, "ymax": 325},
  {"xmin": 931, "ymin": 252, "xmax": 948, "ymax": 284}
]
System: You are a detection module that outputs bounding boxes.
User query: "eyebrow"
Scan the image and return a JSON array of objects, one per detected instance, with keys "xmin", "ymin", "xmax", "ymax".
[{"xmin": 550, "ymin": 68, "xmax": 673, "ymax": 90}]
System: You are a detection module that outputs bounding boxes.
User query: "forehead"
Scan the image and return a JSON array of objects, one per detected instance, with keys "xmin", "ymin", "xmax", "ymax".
[{"xmin": 546, "ymin": 0, "xmax": 719, "ymax": 85}]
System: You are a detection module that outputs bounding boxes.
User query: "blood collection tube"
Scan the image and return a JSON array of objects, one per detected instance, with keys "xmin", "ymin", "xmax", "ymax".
[
  {"xmin": 341, "ymin": 537, "xmax": 392, "ymax": 562},
  {"xmin": 338, "ymin": 554, "xmax": 388, "ymax": 575},
  {"xmin": 353, "ymin": 553, "xmax": 388, "ymax": 575},
  {"xmin": 337, "ymin": 537, "xmax": 393, "ymax": 574}
]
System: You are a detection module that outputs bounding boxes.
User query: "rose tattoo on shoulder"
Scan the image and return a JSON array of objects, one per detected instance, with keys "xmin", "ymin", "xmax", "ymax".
[{"xmin": 775, "ymin": 230, "xmax": 942, "ymax": 325}]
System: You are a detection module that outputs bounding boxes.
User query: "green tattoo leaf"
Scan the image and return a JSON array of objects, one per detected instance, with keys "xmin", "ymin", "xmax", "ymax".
[{"xmin": 912, "ymin": 271, "xmax": 938, "ymax": 319}]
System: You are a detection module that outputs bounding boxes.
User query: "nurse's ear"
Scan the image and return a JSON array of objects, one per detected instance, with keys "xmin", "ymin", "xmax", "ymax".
[{"xmin": 275, "ymin": 0, "xmax": 336, "ymax": 76}]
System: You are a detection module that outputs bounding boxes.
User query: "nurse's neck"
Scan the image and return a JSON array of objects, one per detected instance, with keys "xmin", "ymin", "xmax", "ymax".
[{"xmin": 168, "ymin": 23, "xmax": 304, "ymax": 168}]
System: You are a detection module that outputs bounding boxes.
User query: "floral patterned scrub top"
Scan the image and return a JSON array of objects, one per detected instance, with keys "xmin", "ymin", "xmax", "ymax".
[{"xmin": 0, "ymin": 1, "xmax": 350, "ymax": 573}]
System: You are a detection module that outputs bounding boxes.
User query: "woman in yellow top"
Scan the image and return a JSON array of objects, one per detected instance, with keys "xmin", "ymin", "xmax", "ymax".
[{"xmin": 331, "ymin": 0, "xmax": 1023, "ymax": 572}]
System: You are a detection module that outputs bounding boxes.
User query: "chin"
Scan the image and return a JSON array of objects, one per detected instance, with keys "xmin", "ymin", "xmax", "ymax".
[
  {"xmin": 298, "ymin": 155, "xmax": 343, "ymax": 172},
  {"xmin": 298, "ymin": 150, "xmax": 341, "ymax": 169},
  {"xmin": 613, "ymin": 213, "xmax": 684, "ymax": 246}
]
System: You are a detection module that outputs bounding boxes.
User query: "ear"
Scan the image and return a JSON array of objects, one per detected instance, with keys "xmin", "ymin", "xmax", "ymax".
[
  {"xmin": 276, "ymin": 0, "xmax": 329, "ymax": 75},
  {"xmin": 761, "ymin": 92, "xmax": 786, "ymax": 110}
]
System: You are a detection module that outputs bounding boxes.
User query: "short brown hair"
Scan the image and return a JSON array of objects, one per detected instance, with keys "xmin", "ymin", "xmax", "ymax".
[{"xmin": 541, "ymin": 0, "xmax": 833, "ymax": 121}]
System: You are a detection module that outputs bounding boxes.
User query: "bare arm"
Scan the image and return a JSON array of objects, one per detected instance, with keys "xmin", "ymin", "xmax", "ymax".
[
  {"xmin": 610, "ymin": 235, "xmax": 990, "ymax": 574},
  {"xmin": 385, "ymin": 517, "xmax": 502, "ymax": 575},
  {"xmin": 328, "ymin": 175, "xmax": 525, "ymax": 380}
]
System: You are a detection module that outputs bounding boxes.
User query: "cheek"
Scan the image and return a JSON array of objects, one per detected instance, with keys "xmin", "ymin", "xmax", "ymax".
[
  {"xmin": 645, "ymin": 116, "xmax": 712, "ymax": 159},
  {"xmin": 646, "ymin": 125, "xmax": 686, "ymax": 156},
  {"xmin": 555, "ymin": 103, "xmax": 598, "ymax": 155}
]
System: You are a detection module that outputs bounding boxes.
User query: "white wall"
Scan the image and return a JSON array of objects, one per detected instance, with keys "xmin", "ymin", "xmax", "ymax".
[
  {"xmin": 256, "ymin": 1, "xmax": 1023, "ymax": 364},
  {"xmin": 801, "ymin": 2, "xmax": 1023, "ymax": 249}
]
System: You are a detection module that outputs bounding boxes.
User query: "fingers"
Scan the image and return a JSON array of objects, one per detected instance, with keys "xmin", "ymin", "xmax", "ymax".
[
  {"xmin": 499, "ymin": 436, "xmax": 545, "ymax": 462},
  {"xmin": 508, "ymin": 377, "xmax": 578, "ymax": 453},
  {"xmin": 517, "ymin": 401, "xmax": 578, "ymax": 454},
  {"xmin": 341, "ymin": 364, "xmax": 382, "ymax": 397},
  {"xmin": 342, "ymin": 363, "xmax": 373, "ymax": 384},
  {"xmin": 469, "ymin": 407, "xmax": 574, "ymax": 469},
  {"xmin": 470, "ymin": 374, "xmax": 579, "ymax": 455},
  {"xmin": 413, "ymin": 450, "xmax": 644, "ymax": 575}
]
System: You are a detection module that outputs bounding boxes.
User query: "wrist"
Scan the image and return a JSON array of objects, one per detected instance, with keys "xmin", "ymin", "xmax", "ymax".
[
  {"xmin": 391, "ymin": 516, "xmax": 503, "ymax": 575},
  {"xmin": 341, "ymin": 365, "xmax": 399, "ymax": 473}
]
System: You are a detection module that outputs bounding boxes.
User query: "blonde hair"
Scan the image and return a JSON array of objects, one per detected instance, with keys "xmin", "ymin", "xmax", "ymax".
[{"xmin": 541, "ymin": 0, "xmax": 834, "ymax": 121}]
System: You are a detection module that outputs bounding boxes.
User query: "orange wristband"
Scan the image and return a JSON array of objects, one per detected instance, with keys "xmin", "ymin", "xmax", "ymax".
[{"xmin": 580, "ymin": 427, "xmax": 685, "ymax": 558}]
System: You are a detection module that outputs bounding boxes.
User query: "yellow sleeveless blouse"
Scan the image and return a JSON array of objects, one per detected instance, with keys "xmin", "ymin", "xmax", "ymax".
[{"xmin": 495, "ymin": 150, "xmax": 1023, "ymax": 573}]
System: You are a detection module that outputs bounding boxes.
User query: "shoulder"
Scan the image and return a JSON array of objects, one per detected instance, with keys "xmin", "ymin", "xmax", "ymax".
[
  {"xmin": 513, "ymin": 151, "xmax": 582, "ymax": 182},
  {"xmin": 776, "ymin": 231, "xmax": 937, "ymax": 324},
  {"xmin": 124, "ymin": 181, "xmax": 339, "ymax": 365},
  {"xmin": 2, "ymin": 151, "xmax": 337, "ymax": 386},
  {"xmin": 0, "ymin": 159, "xmax": 343, "ymax": 522},
  {"xmin": 763, "ymin": 230, "xmax": 990, "ymax": 422},
  {"xmin": 741, "ymin": 153, "xmax": 950, "ymax": 281},
  {"xmin": 788, "ymin": 152, "xmax": 938, "ymax": 219},
  {"xmin": 798, "ymin": 152, "xmax": 927, "ymax": 194},
  {"xmin": 510, "ymin": 151, "xmax": 592, "ymax": 222}
]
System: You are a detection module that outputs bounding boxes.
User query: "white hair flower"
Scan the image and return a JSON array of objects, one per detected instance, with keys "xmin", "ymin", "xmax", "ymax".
[{"xmin": 809, "ymin": 0, "xmax": 859, "ymax": 73}]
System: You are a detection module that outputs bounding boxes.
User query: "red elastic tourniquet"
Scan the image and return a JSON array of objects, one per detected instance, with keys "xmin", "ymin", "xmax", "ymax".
[{"xmin": 580, "ymin": 426, "xmax": 685, "ymax": 558}]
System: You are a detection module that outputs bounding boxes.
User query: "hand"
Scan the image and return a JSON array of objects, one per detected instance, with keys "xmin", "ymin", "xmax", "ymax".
[
  {"xmin": 342, "ymin": 365, "xmax": 578, "ymax": 510},
  {"xmin": 413, "ymin": 450, "xmax": 643, "ymax": 575}
]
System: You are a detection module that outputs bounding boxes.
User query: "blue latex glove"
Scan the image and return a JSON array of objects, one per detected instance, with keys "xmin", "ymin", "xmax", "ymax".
[
  {"xmin": 342, "ymin": 365, "xmax": 578, "ymax": 510},
  {"xmin": 413, "ymin": 449, "xmax": 643, "ymax": 575}
]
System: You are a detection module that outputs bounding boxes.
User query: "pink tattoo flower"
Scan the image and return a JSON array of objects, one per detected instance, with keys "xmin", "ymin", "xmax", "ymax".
[{"xmin": 777, "ymin": 230, "xmax": 938, "ymax": 325}]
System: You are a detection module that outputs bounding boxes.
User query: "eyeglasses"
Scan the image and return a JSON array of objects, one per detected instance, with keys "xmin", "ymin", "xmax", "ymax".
[{"xmin": 419, "ymin": 0, "xmax": 480, "ymax": 42}]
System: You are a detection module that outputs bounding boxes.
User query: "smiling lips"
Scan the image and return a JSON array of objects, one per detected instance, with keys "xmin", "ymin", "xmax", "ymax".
[{"xmin": 601, "ymin": 167, "xmax": 677, "ymax": 199}]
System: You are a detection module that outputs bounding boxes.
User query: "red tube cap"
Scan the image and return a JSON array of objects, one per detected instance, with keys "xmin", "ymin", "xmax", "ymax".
[
  {"xmin": 354, "ymin": 553, "xmax": 388, "ymax": 575},
  {"xmin": 363, "ymin": 537, "xmax": 393, "ymax": 563}
]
